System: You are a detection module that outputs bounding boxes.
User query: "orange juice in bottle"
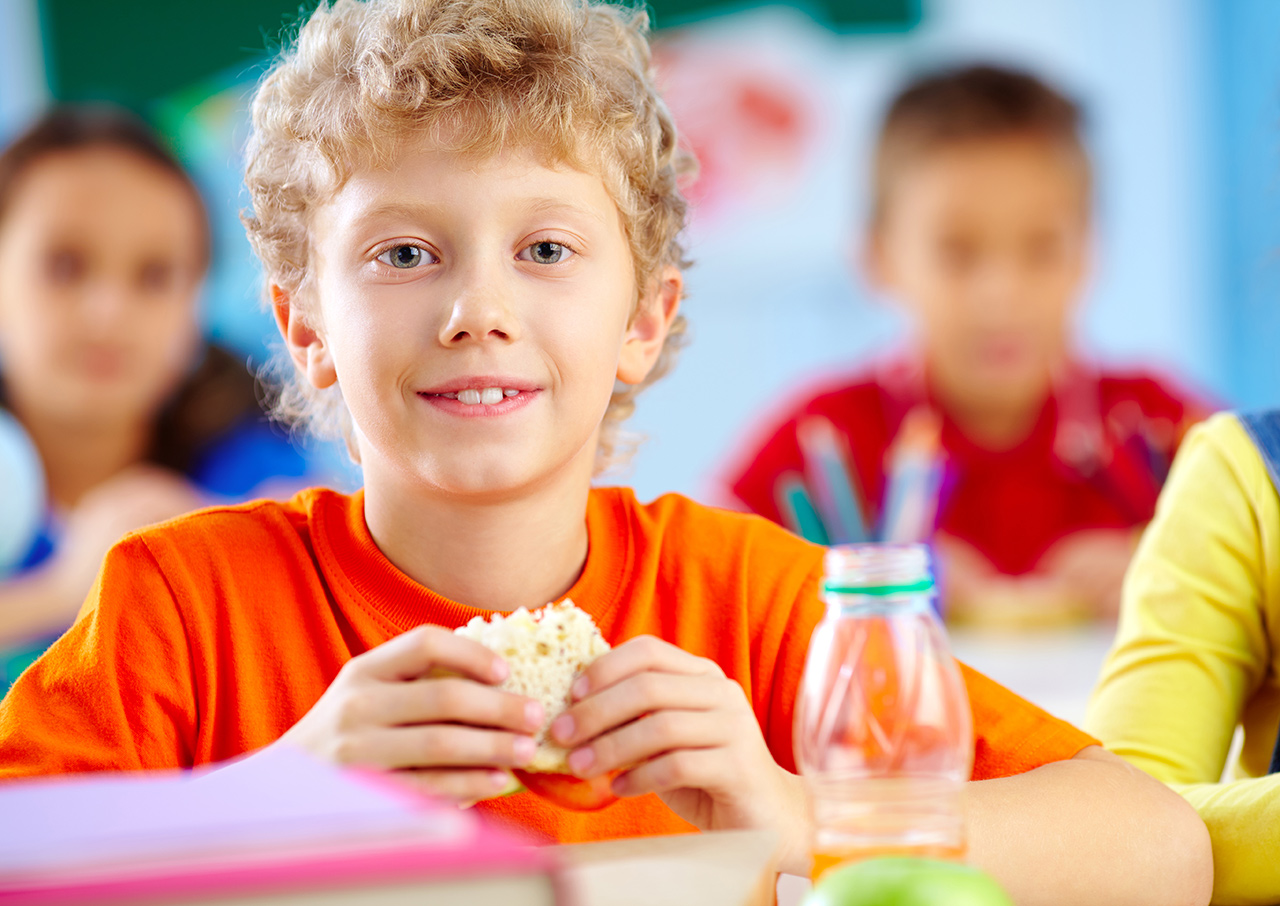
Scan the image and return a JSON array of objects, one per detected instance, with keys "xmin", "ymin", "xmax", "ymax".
[{"xmin": 794, "ymin": 544, "xmax": 973, "ymax": 882}]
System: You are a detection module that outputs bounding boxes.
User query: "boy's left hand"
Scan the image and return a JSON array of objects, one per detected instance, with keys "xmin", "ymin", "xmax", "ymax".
[{"xmin": 550, "ymin": 635, "xmax": 810, "ymax": 875}]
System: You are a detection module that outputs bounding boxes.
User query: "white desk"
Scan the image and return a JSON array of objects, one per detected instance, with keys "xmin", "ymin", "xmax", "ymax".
[{"xmin": 948, "ymin": 623, "xmax": 1119, "ymax": 727}]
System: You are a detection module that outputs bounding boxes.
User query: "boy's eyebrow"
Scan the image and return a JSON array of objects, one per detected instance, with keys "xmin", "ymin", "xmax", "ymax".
[
  {"xmin": 524, "ymin": 197, "xmax": 610, "ymax": 225},
  {"xmin": 349, "ymin": 198, "xmax": 610, "ymax": 232},
  {"xmin": 348, "ymin": 202, "xmax": 443, "ymax": 231}
]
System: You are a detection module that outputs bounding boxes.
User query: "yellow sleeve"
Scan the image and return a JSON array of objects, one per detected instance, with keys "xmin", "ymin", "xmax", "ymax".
[{"xmin": 1085, "ymin": 414, "xmax": 1280, "ymax": 906}]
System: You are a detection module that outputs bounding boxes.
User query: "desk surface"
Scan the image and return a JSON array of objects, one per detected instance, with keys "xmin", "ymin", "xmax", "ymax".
[
  {"xmin": 949, "ymin": 623, "xmax": 1117, "ymax": 727},
  {"xmin": 559, "ymin": 829, "xmax": 778, "ymax": 906}
]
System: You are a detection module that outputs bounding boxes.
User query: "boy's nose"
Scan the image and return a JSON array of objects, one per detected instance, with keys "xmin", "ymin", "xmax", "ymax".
[
  {"xmin": 81, "ymin": 279, "xmax": 135, "ymax": 328},
  {"xmin": 438, "ymin": 274, "xmax": 522, "ymax": 346},
  {"xmin": 972, "ymin": 258, "xmax": 1029, "ymax": 319}
]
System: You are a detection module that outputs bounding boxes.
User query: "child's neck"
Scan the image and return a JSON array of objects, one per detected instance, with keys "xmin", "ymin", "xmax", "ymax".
[
  {"xmin": 362, "ymin": 458, "xmax": 592, "ymax": 614},
  {"xmin": 932, "ymin": 381, "xmax": 1046, "ymax": 451},
  {"xmin": 947, "ymin": 401, "xmax": 1041, "ymax": 450},
  {"xmin": 13, "ymin": 406, "xmax": 154, "ymax": 509}
]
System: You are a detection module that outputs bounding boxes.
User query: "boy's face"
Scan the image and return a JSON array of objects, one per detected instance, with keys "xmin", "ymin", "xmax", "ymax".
[
  {"xmin": 0, "ymin": 148, "xmax": 203, "ymax": 428},
  {"xmin": 287, "ymin": 142, "xmax": 678, "ymax": 498},
  {"xmin": 868, "ymin": 136, "xmax": 1090, "ymax": 410}
]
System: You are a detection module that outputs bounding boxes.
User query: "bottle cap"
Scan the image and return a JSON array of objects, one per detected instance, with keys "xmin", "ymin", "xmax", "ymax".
[{"xmin": 821, "ymin": 543, "xmax": 933, "ymax": 597}]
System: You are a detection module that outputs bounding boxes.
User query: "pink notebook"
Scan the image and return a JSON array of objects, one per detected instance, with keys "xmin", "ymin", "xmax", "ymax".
[{"xmin": 0, "ymin": 747, "xmax": 563, "ymax": 905}]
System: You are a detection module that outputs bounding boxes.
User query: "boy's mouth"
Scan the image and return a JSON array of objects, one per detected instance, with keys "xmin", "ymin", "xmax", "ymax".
[
  {"xmin": 418, "ymin": 380, "xmax": 539, "ymax": 415},
  {"xmin": 431, "ymin": 387, "xmax": 522, "ymax": 406}
]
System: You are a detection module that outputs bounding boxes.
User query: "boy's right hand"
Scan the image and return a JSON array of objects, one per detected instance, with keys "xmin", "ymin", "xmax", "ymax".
[{"xmin": 277, "ymin": 625, "xmax": 544, "ymax": 804}]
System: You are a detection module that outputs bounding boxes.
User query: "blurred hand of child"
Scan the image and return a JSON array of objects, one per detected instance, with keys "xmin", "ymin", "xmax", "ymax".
[
  {"xmin": 1036, "ymin": 528, "xmax": 1138, "ymax": 621},
  {"xmin": 276, "ymin": 625, "xmax": 544, "ymax": 804},
  {"xmin": 937, "ymin": 530, "xmax": 1135, "ymax": 625},
  {"xmin": 52, "ymin": 465, "xmax": 205, "ymax": 611},
  {"xmin": 550, "ymin": 636, "xmax": 808, "ymax": 874}
]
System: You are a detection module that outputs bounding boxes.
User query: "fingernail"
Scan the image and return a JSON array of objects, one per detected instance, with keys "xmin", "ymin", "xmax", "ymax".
[
  {"xmin": 492, "ymin": 660, "xmax": 509, "ymax": 682},
  {"xmin": 611, "ymin": 773, "xmax": 629, "ymax": 796},
  {"xmin": 491, "ymin": 770, "xmax": 511, "ymax": 790},
  {"xmin": 572, "ymin": 676, "xmax": 589, "ymax": 699},
  {"xmin": 568, "ymin": 746, "xmax": 594, "ymax": 775},
  {"xmin": 514, "ymin": 736, "xmax": 537, "ymax": 765},
  {"xmin": 525, "ymin": 701, "xmax": 545, "ymax": 730},
  {"xmin": 551, "ymin": 714, "xmax": 574, "ymax": 743}
]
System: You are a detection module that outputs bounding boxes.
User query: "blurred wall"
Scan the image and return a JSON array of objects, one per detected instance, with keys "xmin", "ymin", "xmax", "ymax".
[
  {"xmin": 0, "ymin": 0, "xmax": 46, "ymax": 140},
  {"xmin": 1211, "ymin": 0, "xmax": 1280, "ymax": 410}
]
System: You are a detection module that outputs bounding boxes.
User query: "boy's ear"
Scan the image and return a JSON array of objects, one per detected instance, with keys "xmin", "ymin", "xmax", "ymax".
[
  {"xmin": 617, "ymin": 265, "xmax": 683, "ymax": 386},
  {"xmin": 271, "ymin": 284, "xmax": 337, "ymax": 390}
]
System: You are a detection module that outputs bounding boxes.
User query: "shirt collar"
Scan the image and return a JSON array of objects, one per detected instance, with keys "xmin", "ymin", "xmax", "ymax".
[{"xmin": 309, "ymin": 487, "xmax": 633, "ymax": 635}]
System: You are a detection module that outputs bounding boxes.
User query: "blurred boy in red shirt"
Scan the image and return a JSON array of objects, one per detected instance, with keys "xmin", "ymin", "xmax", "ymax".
[{"xmin": 722, "ymin": 65, "xmax": 1211, "ymax": 624}]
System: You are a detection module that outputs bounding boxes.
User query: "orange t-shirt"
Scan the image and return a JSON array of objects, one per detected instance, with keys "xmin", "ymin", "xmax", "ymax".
[{"xmin": 0, "ymin": 487, "xmax": 1096, "ymax": 843}]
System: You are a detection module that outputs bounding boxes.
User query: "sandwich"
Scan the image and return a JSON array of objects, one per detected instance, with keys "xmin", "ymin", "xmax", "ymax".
[{"xmin": 455, "ymin": 600, "xmax": 619, "ymax": 810}]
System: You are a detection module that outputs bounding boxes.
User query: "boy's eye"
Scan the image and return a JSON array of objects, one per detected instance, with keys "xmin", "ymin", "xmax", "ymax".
[
  {"xmin": 138, "ymin": 260, "xmax": 176, "ymax": 293},
  {"xmin": 520, "ymin": 241, "xmax": 571, "ymax": 265},
  {"xmin": 1024, "ymin": 233, "xmax": 1064, "ymax": 268},
  {"xmin": 46, "ymin": 248, "xmax": 87, "ymax": 285},
  {"xmin": 937, "ymin": 238, "xmax": 979, "ymax": 274},
  {"xmin": 377, "ymin": 244, "xmax": 428, "ymax": 269}
]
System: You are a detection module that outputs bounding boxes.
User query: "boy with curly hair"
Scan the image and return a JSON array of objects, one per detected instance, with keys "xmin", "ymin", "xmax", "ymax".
[{"xmin": 0, "ymin": 1, "xmax": 1209, "ymax": 899}]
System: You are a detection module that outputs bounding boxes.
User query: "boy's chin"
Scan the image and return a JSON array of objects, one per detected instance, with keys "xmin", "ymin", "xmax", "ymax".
[
  {"xmin": 405, "ymin": 451, "xmax": 586, "ymax": 501},
  {"xmin": 963, "ymin": 363, "xmax": 1052, "ymax": 402}
]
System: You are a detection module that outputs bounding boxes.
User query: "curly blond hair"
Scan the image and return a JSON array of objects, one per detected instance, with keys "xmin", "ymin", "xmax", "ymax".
[{"xmin": 241, "ymin": 0, "xmax": 693, "ymax": 473}]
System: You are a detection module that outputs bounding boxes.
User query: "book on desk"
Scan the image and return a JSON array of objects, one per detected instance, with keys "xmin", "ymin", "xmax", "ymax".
[{"xmin": 0, "ymin": 746, "xmax": 562, "ymax": 906}]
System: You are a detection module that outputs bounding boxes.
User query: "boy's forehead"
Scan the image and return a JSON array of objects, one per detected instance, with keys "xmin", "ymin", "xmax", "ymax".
[
  {"xmin": 354, "ymin": 126, "xmax": 606, "ymax": 188},
  {"xmin": 320, "ymin": 140, "xmax": 622, "ymax": 229},
  {"xmin": 888, "ymin": 136, "xmax": 1090, "ymax": 218},
  {"xmin": 903, "ymin": 134, "xmax": 1083, "ymax": 179}
]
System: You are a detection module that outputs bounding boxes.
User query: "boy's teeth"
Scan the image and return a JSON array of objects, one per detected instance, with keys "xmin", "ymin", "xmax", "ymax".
[{"xmin": 450, "ymin": 387, "xmax": 520, "ymax": 405}]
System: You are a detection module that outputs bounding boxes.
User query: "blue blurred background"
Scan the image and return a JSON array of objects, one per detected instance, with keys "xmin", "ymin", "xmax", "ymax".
[{"xmin": 1, "ymin": 0, "xmax": 1277, "ymax": 502}]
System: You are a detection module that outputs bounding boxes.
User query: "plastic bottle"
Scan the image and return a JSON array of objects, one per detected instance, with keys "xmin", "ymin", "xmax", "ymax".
[{"xmin": 795, "ymin": 543, "xmax": 973, "ymax": 881}]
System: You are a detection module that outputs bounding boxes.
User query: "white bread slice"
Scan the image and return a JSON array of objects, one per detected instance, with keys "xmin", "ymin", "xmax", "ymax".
[{"xmin": 454, "ymin": 600, "xmax": 609, "ymax": 773}]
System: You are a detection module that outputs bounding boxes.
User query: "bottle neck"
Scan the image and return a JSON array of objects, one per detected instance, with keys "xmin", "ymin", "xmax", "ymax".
[{"xmin": 823, "ymin": 589, "xmax": 936, "ymax": 617}]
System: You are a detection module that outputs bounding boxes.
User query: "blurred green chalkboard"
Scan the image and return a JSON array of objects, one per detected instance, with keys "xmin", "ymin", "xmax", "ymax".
[
  {"xmin": 651, "ymin": 0, "xmax": 919, "ymax": 31},
  {"xmin": 38, "ymin": 1, "xmax": 306, "ymax": 105},
  {"xmin": 40, "ymin": 0, "xmax": 919, "ymax": 106}
]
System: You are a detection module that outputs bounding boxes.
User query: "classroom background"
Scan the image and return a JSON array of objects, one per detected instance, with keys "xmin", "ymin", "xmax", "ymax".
[
  {"xmin": 2, "ymin": 0, "xmax": 1276, "ymax": 503},
  {"xmin": 0, "ymin": 4, "xmax": 1274, "ymax": 835}
]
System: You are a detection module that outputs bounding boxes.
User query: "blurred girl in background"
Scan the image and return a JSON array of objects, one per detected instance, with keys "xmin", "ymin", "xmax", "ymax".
[{"xmin": 0, "ymin": 106, "xmax": 309, "ymax": 688}]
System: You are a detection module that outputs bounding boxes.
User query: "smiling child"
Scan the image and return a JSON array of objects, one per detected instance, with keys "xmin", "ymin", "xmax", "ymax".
[{"xmin": 0, "ymin": 2, "xmax": 1211, "ymax": 900}]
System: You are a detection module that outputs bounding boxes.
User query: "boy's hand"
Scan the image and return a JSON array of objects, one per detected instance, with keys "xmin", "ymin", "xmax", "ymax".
[
  {"xmin": 549, "ymin": 636, "xmax": 809, "ymax": 875},
  {"xmin": 1037, "ymin": 528, "xmax": 1139, "ymax": 620},
  {"xmin": 277, "ymin": 625, "xmax": 545, "ymax": 804},
  {"xmin": 936, "ymin": 532, "xmax": 1109, "ymax": 626}
]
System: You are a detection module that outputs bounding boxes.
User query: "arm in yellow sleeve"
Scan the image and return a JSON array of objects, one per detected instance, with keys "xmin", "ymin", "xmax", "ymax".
[
  {"xmin": 1170, "ymin": 777, "xmax": 1280, "ymax": 906},
  {"xmin": 1086, "ymin": 413, "xmax": 1280, "ymax": 906}
]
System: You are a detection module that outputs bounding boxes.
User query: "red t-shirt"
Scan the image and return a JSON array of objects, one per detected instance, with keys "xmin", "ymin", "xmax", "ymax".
[
  {"xmin": 0, "ymin": 487, "xmax": 1096, "ymax": 843},
  {"xmin": 723, "ymin": 360, "xmax": 1210, "ymax": 575}
]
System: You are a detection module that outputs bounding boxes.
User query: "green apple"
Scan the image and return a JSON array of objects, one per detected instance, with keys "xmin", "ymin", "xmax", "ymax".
[{"xmin": 805, "ymin": 858, "xmax": 1014, "ymax": 906}]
